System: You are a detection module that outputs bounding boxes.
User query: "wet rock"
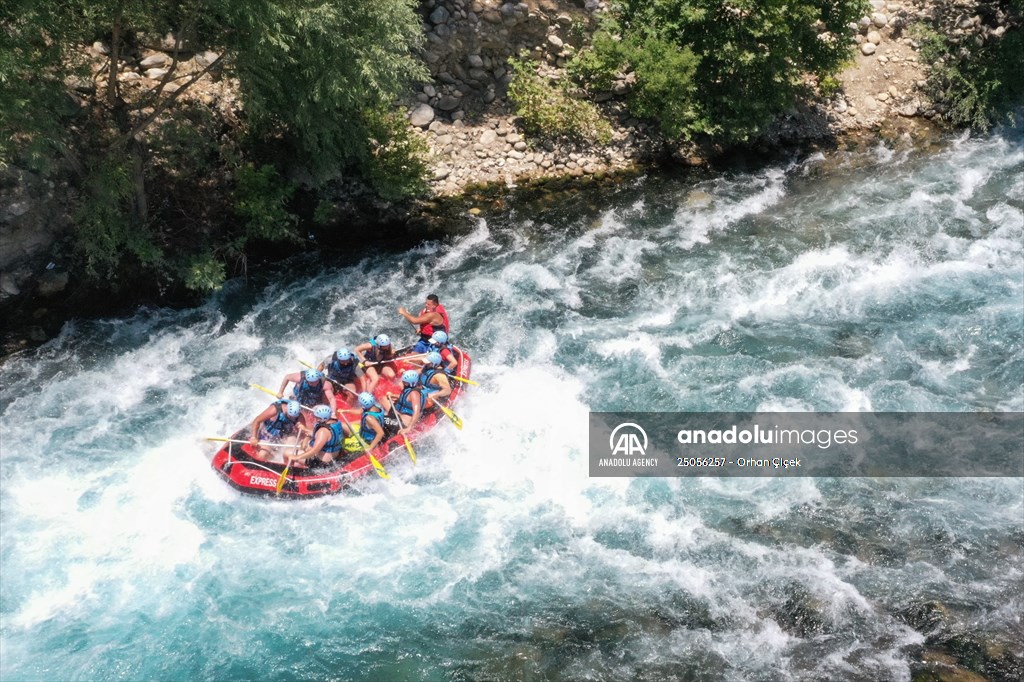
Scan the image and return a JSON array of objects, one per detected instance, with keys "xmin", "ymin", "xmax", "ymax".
[
  {"xmin": 429, "ymin": 6, "xmax": 450, "ymax": 24},
  {"xmin": 0, "ymin": 272, "xmax": 20, "ymax": 297},
  {"xmin": 899, "ymin": 102, "xmax": 919, "ymax": 117},
  {"xmin": 899, "ymin": 601, "xmax": 950, "ymax": 631},
  {"xmin": 36, "ymin": 270, "xmax": 69, "ymax": 296},
  {"xmin": 436, "ymin": 95, "xmax": 461, "ymax": 111},
  {"xmin": 767, "ymin": 581, "xmax": 828, "ymax": 638}
]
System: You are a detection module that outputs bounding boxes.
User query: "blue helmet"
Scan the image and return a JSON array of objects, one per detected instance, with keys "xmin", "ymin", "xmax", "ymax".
[
  {"xmin": 375, "ymin": 333, "xmax": 391, "ymax": 347},
  {"xmin": 285, "ymin": 400, "xmax": 302, "ymax": 418},
  {"xmin": 402, "ymin": 370, "xmax": 419, "ymax": 386},
  {"xmin": 430, "ymin": 331, "xmax": 448, "ymax": 345},
  {"xmin": 305, "ymin": 369, "xmax": 323, "ymax": 383},
  {"xmin": 358, "ymin": 392, "xmax": 376, "ymax": 409},
  {"xmin": 426, "ymin": 351, "xmax": 443, "ymax": 366},
  {"xmin": 335, "ymin": 348, "xmax": 353, "ymax": 362},
  {"xmin": 313, "ymin": 404, "xmax": 333, "ymax": 420}
]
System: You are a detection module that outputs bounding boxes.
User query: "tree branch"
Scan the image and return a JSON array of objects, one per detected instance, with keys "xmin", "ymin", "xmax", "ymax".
[
  {"xmin": 106, "ymin": 10, "xmax": 122, "ymax": 107},
  {"xmin": 111, "ymin": 52, "xmax": 226, "ymax": 149}
]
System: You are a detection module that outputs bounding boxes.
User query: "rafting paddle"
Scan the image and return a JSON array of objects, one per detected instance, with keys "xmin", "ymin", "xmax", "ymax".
[
  {"xmin": 385, "ymin": 392, "xmax": 417, "ymax": 464},
  {"xmin": 449, "ymin": 375, "xmax": 479, "ymax": 386},
  {"xmin": 276, "ymin": 439, "xmax": 302, "ymax": 495},
  {"xmin": 207, "ymin": 436, "xmax": 301, "ymax": 449},
  {"xmin": 335, "ymin": 410, "xmax": 389, "ymax": 480},
  {"xmin": 250, "ymin": 383, "xmax": 316, "ymax": 410},
  {"xmin": 275, "ymin": 463, "xmax": 290, "ymax": 493},
  {"xmin": 361, "ymin": 352, "xmax": 429, "ymax": 367},
  {"xmin": 431, "ymin": 400, "xmax": 464, "ymax": 430}
]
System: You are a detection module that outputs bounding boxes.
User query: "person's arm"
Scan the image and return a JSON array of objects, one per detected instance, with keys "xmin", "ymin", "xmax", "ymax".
[
  {"xmin": 409, "ymin": 391, "xmax": 423, "ymax": 425},
  {"xmin": 353, "ymin": 342, "xmax": 372, "ymax": 363},
  {"xmin": 278, "ymin": 372, "xmax": 299, "ymax": 398},
  {"xmin": 442, "ymin": 348, "xmax": 458, "ymax": 372},
  {"xmin": 250, "ymin": 405, "xmax": 276, "ymax": 444},
  {"xmin": 289, "ymin": 429, "xmax": 328, "ymax": 463},
  {"xmin": 425, "ymin": 375, "xmax": 452, "ymax": 407},
  {"xmin": 365, "ymin": 416, "xmax": 385, "ymax": 450},
  {"xmin": 399, "ymin": 308, "xmax": 441, "ymax": 326},
  {"xmin": 323, "ymin": 382, "xmax": 336, "ymax": 405}
]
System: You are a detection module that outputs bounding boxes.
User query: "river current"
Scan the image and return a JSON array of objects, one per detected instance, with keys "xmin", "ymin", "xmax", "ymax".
[{"xmin": 1, "ymin": 131, "xmax": 1022, "ymax": 681}]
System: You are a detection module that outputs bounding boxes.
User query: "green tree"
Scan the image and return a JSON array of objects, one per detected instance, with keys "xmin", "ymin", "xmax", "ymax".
[
  {"xmin": 915, "ymin": 1, "xmax": 1024, "ymax": 130},
  {"xmin": 0, "ymin": 0, "xmax": 427, "ymax": 291},
  {"xmin": 573, "ymin": 0, "xmax": 866, "ymax": 141}
]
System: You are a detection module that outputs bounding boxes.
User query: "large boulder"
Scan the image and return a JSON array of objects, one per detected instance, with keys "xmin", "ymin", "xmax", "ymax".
[{"xmin": 409, "ymin": 103, "xmax": 435, "ymax": 128}]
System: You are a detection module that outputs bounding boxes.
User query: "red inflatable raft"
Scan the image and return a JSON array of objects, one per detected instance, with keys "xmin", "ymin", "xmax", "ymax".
[{"xmin": 211, "ymin": 346, "xmax": 471, "ymax": 498}]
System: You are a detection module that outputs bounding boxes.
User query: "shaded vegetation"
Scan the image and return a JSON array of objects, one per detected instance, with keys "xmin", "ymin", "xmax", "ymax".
[
  {"xmin": 0, "ymin": 0, "xmax": 427, "ymax": 294},
  {"xmin": 507, "ymin": 57, "xmax": 613, "ymax": 145},
  {"xmin": 571, "ymin": 0, "xmax": 867, "ymax": 142},
  {"xmin": 913, "ymin": 1, "xmax": 1024, "ymax": 130}
]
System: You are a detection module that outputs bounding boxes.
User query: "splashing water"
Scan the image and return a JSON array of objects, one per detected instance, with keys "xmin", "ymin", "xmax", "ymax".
[{"xmin": 1, "ymin": 131, "xmax": 1022, "ymax": 681}]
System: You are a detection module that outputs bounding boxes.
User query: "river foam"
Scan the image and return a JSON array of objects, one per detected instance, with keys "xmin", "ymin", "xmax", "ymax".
[{"xmin": 2, "ymin": 130, "xmax": 1022, "ymax": 681}]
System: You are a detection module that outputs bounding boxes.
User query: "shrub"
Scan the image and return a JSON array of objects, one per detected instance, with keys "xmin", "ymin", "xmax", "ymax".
[
  {"xmin": 574, "ymin": 0, "xmax": 866, "ymax": 142},
  {"xmin": 183, "ymin": 252, "xmax": 227, "ymax": 292},
  {"xmin": 233, "ymin": 163, "xmax": 297, "ymax": 242},
  {"xmin": 913, "ymin": 16, "xmax": 1024, "ymax": 130},
  {"xmin": 507, "ymin": 58, "xmax": 613, "ymax": 144},
  {"xmin": 361, "ymin": 108, "xmax": 429, "ymax": 201}
]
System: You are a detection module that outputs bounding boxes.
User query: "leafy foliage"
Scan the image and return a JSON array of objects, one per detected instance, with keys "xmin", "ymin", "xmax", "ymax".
[
  {"xmin": 183, "ymin": 252, "xmax": 227, "ymax": 292},
  {"xmin": 361, "ymin": 108, "xmax": 430, "ymax": 202},
  {"xmin": 572, "ymin": 0, "xmax": 867, "ymax": 141},
  {"xmin": 0, "ymin": 0, "xmax": 429, "ymax": 295},
  {"xmin": 234, "ymin": 163, "xmax": 296, "ymax": 243},
  {"xmin": 914, "ymin": 7, "xmax": 1024, "ymax": 130},
  {"xmin": 507, "ymin": 58, "xmax": 613, "ymax": 144},
  {"xmin": 227, "ymin": 0, "xmax": 428, "ymax": 180},
  {"xmin": 74, "ymin": 155, "xmax": 164, "ymax": 282}
]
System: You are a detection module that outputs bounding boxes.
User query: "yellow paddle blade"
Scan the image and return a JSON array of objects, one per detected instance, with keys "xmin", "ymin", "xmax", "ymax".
[
  {"xmin": 275, "ymin": 465, "xmax": 290, "ymax": 494},
  {"xmin": 355, "ymin": 432, "xmax": 389, "ymax": 479},
  {"xmin": 450, "ymin": 375, "xmax": 479, "ymax": 386},
  {"xmin": 250, "ymin": 383, "xmax": 279, "ymax": 399},
  {"xmin": 368, "ymin": 453, "xmax": 390, "ymax": 479},
  {"xmin": 298, "ymin": 360, "xmax": 314, "ymax": 369},
  {"xmin": 437, "ymin": 403, "xmax": 464, "ymax": 430},
  {"xmin": 403, "ymin": 435, "xmax": 417, "ymax": 464}
]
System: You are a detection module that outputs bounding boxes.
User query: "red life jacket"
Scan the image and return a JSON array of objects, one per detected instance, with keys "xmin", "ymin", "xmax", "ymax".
[
  {"xmin": 436, "ymin": 304, "xmax": 451, "ymax": 335},
  {"xmin": 419, "ymin": 304, "xmax": 451, "ymax": 338}
]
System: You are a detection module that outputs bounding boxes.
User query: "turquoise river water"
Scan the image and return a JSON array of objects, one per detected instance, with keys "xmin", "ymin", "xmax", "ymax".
[{"xmin": 1, "ymin": 130, "xmax": 1022, "ymax": 681}]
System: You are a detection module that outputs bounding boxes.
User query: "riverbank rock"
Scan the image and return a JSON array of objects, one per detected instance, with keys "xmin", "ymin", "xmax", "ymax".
[
  {"xmin": 0, "ymin": 167, "xmax": 72, "ymax": 306},
  {"xmin": 410, "ymin": 103, "xmax": 435, "ymax": 127}
]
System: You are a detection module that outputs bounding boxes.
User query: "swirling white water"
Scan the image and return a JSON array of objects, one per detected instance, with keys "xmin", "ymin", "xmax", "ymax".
[{"xmin": 1, "ymin": 131, "xmax": 1022, "ymax": 681}]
